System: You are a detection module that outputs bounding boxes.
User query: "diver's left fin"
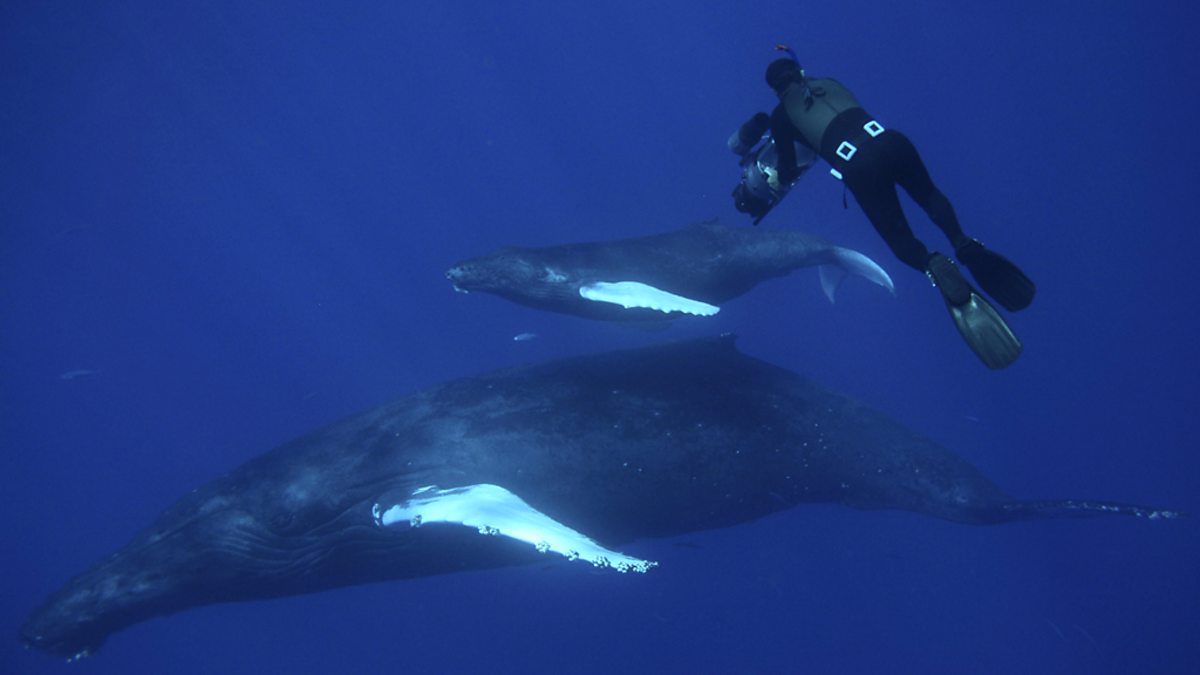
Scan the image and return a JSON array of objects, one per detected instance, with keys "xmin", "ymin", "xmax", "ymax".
[
  {"xmin": 955, "ymin": 239, "xmax": 1035, "ymax": 311},
  {"xmin": 926, "ymin": 253, "xmax": 1022, "ymax": 369}
]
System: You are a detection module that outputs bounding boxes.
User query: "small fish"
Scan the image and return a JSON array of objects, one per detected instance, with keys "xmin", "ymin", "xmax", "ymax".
[
  {"xmin": 59, "ymin": 369, "xmax": 100, "ymax": 381},
  {"xmin": 512, "ymin": 333, "xmax": 538, "ymax": 342}
]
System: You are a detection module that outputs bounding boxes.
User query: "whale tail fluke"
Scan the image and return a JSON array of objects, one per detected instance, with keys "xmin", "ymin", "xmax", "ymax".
[
  {"xmin": 819, "ymin": 247, "xmax": 896, "ymax": 303},
  {"xmin": 994, "ymin": 499, "xmax": 1184, "ymax": 522}
]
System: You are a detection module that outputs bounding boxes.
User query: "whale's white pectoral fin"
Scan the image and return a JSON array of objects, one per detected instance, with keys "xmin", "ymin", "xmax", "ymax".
[
  {"xmin": 820, "ymin": 247, "xmax": 897, "ymax": 303},
  {"xmin": 372, "ymin": 484, "xmax": 657, "ymax": 573},
  {"xmin": 578, "ymin": 281, "xmax": 719, "ymax": 317}
]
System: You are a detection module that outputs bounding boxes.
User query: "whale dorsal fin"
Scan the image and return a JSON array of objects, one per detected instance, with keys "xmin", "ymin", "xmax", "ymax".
[
  {"xmin": 578, "ymin": 281, "xmax": 719, "ymax": 317},
  {"xmin": 373, "ymin": 484, "xmax": 656, "ymax": 573}
]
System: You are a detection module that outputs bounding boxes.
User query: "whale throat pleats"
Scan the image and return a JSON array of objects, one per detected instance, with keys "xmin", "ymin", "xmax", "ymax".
[
  {"xmin": 578, "ymin": 281, "xmax": 719, "ymax": 316},
  {"xmin": 373, "ymin": 484, "xmax": 657, "ymax": 573}
]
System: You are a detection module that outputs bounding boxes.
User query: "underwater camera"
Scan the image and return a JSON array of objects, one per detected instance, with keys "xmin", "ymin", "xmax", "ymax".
[{"xmin": 728, "ymin": 112, "xmax": 814, "ymax": 224}]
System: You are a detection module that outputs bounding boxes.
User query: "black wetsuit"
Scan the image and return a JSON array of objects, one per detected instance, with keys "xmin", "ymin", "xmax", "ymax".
[{"xmin": 774, "ymin": 77, "xmax": 968, "ymax": 271}]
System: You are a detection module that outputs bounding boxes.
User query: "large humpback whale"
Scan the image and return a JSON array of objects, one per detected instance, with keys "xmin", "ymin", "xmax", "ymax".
[
  {"xmin": 21, "ymin": 337, "xmax": 1176, "ymax": 660},
  {"xmin": 446, "ymin": 220, "xmax": 894, "ymax": 321}
]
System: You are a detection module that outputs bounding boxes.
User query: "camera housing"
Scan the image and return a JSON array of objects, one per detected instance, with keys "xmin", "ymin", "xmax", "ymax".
[{"xmin": 728, "ymin": 112, "xmax": 815, "ymax": 224}]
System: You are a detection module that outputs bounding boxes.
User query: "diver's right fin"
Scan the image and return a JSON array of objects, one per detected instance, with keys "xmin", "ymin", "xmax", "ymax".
[
  {"xmin": 926, "ymin": 253, "xmax": 1022, "ymax": 370},
  {"xmin": 955, "ymin": 239, "xmax": 1035, "ymax": 312}
]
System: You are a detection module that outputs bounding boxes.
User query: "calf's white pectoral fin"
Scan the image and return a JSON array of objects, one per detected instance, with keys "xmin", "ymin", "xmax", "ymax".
[{"xmin": 579, "ymin": 281, "xmax": 719, "ymax": 317}]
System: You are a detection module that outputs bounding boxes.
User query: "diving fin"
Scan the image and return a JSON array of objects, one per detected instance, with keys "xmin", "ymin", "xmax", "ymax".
[
  {"xmin": 954, "ymin": 239, "xmax": 1035, "ymax": 312},
  {"xmin": 926, "ymin": 253, "xmax": 1023, "ymax": 370}
]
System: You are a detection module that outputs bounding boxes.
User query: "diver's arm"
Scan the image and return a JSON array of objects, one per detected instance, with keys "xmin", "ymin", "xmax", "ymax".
[{"xmin": 770, "ymin": 105, "xmax": 801, "ymax": 183}]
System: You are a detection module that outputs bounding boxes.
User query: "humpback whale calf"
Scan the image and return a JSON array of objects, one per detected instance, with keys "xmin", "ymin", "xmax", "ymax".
[
  {"xmin": 446, "ymin": 220, "xmax": 894, "ymax": 321},
  {"xmin": 21, "ymin": 337, "xmax": 1176, "ymax": 660}
]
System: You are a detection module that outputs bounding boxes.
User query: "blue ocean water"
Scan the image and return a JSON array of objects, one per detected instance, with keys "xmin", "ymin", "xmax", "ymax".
[{"xmin": 3, "ymin": 2, "xmax": 1197, "ymax": 673}]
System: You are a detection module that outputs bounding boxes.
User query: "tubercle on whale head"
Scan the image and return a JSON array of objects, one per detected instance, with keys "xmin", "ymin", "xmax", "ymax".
[
  {"xmin": 444, "ymin": 263, "xmax": 476, "ymax": 292},
  {"xmin": 21, "ymin": 469, "xmax": 418, "ymax": 660},
  {"xmin": 19, "ymin": 544, "xmax": 170, "ymax": 659},
  {"xmin": 445, "ymin": 248, "xmax": 569, "ymax": 297},
  {"xmin": 20, "ymin": 500, "xmax": 273, "ymax": 659}
]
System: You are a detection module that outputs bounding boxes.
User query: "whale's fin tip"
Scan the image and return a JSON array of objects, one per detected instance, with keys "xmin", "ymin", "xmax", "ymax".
[{"xmin": 822, "ymin": 247, "xmax": 896, "ymax": 301}]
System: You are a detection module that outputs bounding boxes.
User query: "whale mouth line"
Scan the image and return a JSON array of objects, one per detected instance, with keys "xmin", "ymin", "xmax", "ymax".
[
  {"xmin": 20, "ymin": 498, "xmax": 396, "ymax": 659},
  {"xmin": 20, "ymin": 618, "xmax": 106, "ymax": 661}
]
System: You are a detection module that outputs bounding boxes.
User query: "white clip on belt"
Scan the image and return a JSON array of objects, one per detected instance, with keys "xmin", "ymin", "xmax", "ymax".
[{"xmin": 829, "ymin": 120, "xmax": 885, "ymax": 181}]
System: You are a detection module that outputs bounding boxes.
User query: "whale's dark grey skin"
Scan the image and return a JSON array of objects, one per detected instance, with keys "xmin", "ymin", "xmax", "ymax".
[
  {"xmin": 21, "ymin": 337, "xmax": 1176, "ymax": 660},
  {"xmin": 446, "ymin": 220, "xmax": 894, "ymax": 321}
]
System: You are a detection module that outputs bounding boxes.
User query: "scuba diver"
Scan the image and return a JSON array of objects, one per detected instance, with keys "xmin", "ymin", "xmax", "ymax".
[{"xmin": 731, "ymin": 46, "xmax": 1035, "ymax": 369}]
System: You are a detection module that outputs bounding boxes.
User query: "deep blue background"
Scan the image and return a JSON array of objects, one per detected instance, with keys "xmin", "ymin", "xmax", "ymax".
[{"xmin": 3, "ymin": 2, "xmax": 1197, "ymax": 673}]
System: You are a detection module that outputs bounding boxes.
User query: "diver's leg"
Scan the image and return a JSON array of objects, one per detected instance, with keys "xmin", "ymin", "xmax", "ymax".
[
  {"xmin": 889, "ymin": 134, "xmax": 1035, "ymax": 311},
  {"xmin": 850, "ymin": 180, "xmax": 930, "ymax": 272},
  {"xmin": 891, "ymin": 134, "xmax": 969, "ymax": 250},
  {"xmin": 852, "ymin": 153, "xmax": 1022, "ymax": 367}
]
